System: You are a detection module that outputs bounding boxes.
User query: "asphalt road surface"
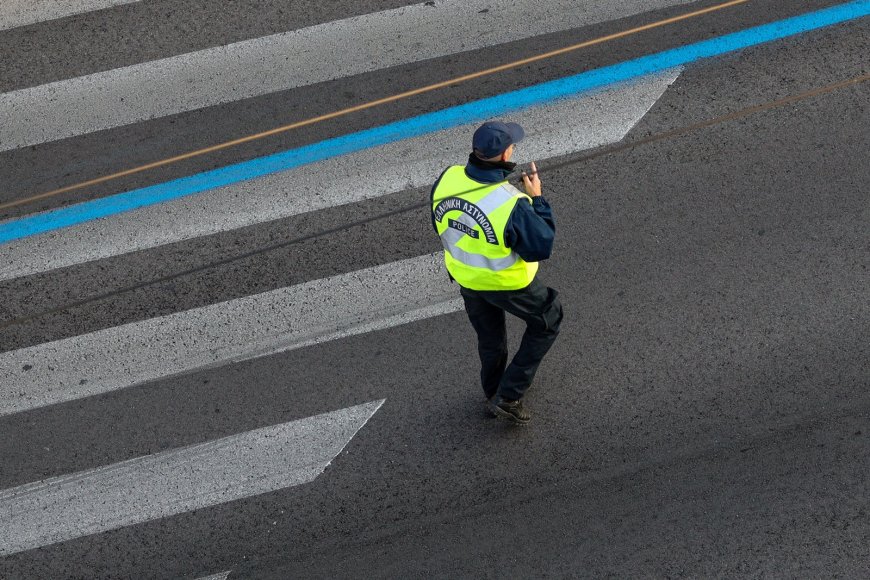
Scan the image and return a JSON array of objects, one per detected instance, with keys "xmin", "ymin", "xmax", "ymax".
[{"xmin": 1, "ymin": 0, "xmax": 868, "ymax": 578}]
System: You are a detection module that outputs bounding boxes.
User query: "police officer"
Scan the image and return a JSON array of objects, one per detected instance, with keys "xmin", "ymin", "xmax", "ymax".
[{"xmin": 430, "ymin": 120, "xmax": 562, "ymax": 424}]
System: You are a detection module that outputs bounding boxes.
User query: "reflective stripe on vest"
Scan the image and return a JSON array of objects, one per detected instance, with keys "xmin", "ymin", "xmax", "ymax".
[
  {"xmin": 431, "ymin": 165, "xmax": 538, "ymax": 291},
  {"xmin": 441, "ymin": 227, "xmax": 518, "ymax": 271}
]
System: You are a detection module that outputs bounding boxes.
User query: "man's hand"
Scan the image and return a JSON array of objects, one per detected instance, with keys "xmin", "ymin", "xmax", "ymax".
[{"xmin": 521, "ymin": 161, "xmax": 542, "ymax": 197}]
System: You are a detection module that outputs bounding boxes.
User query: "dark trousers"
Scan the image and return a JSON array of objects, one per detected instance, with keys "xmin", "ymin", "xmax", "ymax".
[{"xmin": 460, "ymin": 277, "xmax": 563, "ymax": 401}]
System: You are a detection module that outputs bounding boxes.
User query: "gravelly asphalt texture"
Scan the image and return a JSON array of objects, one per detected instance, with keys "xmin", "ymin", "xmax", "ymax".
[{"xmin": 0, "ymin": 0, "xmax": 868, "ymax": 577}]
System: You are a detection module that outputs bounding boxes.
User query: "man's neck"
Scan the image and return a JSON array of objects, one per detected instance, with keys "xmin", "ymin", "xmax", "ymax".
[{"xmin": 465, "ymin": 153, "xmax": 516, "ymax": 183}]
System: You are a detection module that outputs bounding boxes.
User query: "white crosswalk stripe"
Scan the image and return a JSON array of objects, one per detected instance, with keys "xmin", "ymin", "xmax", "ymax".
[
  {"xmin": 0, "ymin": 0, "xmax": 693, "ymax": 151},
  {"xmin": 0, "ymin": 400, "xmax": 384, "ymax": 556},
  {"xmin": 0, "ymin": 0, "xmax": 142, "ymax": 31},
  {"xmin": 0, "ymin": 0, "xmax": 689, "ymax": 570},
  {"xmin": 0, "ymin": 253, "xmax": 458, "ymax": 416}
]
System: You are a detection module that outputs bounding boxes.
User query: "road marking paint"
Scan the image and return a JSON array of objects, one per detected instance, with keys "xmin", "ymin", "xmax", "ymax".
[
  {"xmin": 0, "ymin": 0, "xmax": 695, "ymax": 151},
  {"xmin": 193, "ymin": 573, "xmax": 231, "ymax": 580},
  {"xmin": 3, "ymin": 0, "xmax": 869, "ymax": 246},
  {"xmin": 0, "ymin": 0, "xmax": 140, "ymax": 30},
  {"xmin": 0, "ymin": 253, "xmax": 458, "ymax": 416},
  {"xmin": 0, "ymin": 70, "xmax": 680, "ymax": 280},
  {"xmin": 0, "ymin": 400, "xmax": 384, "ymax": 556}
]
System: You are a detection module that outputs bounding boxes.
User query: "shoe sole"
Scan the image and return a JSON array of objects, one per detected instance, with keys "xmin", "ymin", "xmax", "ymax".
[{"xmin": 491, "ymin": 404, "xmax": 530, "ymax": 425}]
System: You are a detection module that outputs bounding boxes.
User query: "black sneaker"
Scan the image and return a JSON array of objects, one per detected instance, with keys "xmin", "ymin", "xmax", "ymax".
[{"xmin": 489, "ymin": 396, "xmax": 531, "ymax": 425}]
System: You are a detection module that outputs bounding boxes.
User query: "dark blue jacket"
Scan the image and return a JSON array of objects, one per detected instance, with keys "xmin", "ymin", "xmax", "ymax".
[{"xmin": 430, "ymin": 154, "xmax": 556, "ymax": 262}]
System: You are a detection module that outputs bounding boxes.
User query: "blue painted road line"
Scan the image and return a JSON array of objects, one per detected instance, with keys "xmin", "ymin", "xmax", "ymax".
[{"xmin": 2, "ymin": 0, "xmax": 869, "ymax": 245}]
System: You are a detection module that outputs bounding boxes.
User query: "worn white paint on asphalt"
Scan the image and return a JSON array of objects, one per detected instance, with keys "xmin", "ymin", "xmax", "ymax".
[
  {"xmin": 0, "ymin": 399, "xmax": 384, "ymax": 556},
  {"xmin": 0, "ymin": 0, "xmax": 141, "ymax": 31},
  {"xmin": 0, "ymin": 253, "xmax": 459, "ymax": 416},
  {"xmin": 194, "ymin": 573, "xmax": 231, "ymax": 580},
  {"xmin": 0, "ymin": 0, "xmax": 694, "ymax": 150},
  {"xmin": 0, "ymin": 68, "xmax": 681, "ymax": 281},
  {"xmin": 193, "ymin": 572, "xmax": 231, "ymax": 580}
]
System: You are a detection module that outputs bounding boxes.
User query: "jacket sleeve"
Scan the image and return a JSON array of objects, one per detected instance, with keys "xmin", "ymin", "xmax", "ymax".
[
  {"xmin": 503, "ymin": 195, "xmax": 556, "ymax": 262},
  {"xmin": 429, "ymin": 168, "xmax": 449, "ymax": 234}
]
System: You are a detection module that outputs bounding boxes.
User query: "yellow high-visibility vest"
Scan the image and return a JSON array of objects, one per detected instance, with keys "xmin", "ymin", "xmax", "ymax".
[{"xmin": 431, "ymin": 165, "xmax": 538, "ymax": 291}]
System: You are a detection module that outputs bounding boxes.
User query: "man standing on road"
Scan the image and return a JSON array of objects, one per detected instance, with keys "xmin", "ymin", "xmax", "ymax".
[{"xmin": 430, "ymin": 121, "xmax": 563, "ymax": 425}]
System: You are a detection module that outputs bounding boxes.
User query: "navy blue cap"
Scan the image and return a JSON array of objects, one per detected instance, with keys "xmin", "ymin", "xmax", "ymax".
[{"xmin": 472, "ymin": 121, "xmax": 525, "ymax": 159}]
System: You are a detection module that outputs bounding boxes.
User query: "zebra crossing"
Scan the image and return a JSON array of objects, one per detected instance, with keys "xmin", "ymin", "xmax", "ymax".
[
  {"xmin": 0, "ymin": 0, "xmax": 691, "ymax": 565},
  {"xmin": 1, "ymin": 0, "xmax": 868, "ymax": 576}
]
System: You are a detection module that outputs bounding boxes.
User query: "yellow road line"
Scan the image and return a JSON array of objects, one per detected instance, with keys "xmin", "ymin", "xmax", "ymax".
[{"xmin": 0, "ymin": 0, "xmax": 749, "ymax": 212}]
